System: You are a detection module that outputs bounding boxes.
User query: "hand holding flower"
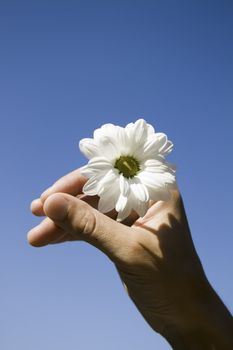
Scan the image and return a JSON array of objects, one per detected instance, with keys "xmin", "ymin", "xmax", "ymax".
[{"xmin": 28, "ymin": 120, "xmax": 233, "ymax": 349}]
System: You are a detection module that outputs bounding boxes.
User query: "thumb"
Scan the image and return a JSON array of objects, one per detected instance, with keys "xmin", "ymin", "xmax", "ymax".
[{"xmin": 43, "ymin": 193, "xmax": 133, "ymax": 262}]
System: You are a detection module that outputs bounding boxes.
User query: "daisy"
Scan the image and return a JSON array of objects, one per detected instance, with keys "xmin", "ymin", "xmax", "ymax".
[{"xmin": 79, "ymin": 119, "xmax": 176, "ymax": 222}]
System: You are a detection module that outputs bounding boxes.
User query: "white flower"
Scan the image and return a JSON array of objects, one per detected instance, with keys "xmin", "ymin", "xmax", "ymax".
[{"xmin": 79, "ymin": 119, "xmax": 176, "ymax": 222}]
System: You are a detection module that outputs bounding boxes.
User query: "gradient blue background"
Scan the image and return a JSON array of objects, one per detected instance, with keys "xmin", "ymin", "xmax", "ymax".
[{"xmin": 0, "ymin": 1, "xmax": 232, "ymax": 349}]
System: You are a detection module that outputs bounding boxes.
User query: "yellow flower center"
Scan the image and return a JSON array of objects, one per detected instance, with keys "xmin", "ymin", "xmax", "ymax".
[{"xmin": 114, "ymin": 156, "xmax": 140, "ymax": 178}]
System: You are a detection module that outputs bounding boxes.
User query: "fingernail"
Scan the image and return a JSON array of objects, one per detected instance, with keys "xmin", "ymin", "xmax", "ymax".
[{"xmin": 44, "ymin": 194, "xmax": 69, "ymax": 221}]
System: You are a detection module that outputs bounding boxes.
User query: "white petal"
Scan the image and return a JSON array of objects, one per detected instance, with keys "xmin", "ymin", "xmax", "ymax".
[
  {"xmin": 116, "ymin": 190, "xmax": 135, "ymax": 221},
  {"xmin": 94, "ymin": 124, "xmax": 129, "ymax": 159},
  {"xmin": 160, "ymin": 140, "xmax": 173, "ymax": 156},
  {"xmin": 143, "ymin": 159, "xmax": 175, "ymax": 174},
  {"xmin": 119, "ymin": 174, "xmax": 130, "ymax": 196},
  {"xmin": 79, "ymin": 165, "xmax": 95, "ymax": 178},
  {"xmin": 136, "ymin": 171, "xmax": 175, "ymax": 201},
  {"xmin": 102, "ymin": 125, "xmax": 130, "ymax": 155},
  {"xmin": 98, "ymin": 185, "xmax": 119, "ymax": 213},
  {"xmin": 126, "ymin": 119, "xmax": 148, "ymax": 147},
  {"xmin": 125, "ymin": 122, "xmax": 134, "ymax": 129},
  {"xmin": 168, "ymin": 163, "xmax": 176, "ymax": 172},
  {"xmin": 98, "ymin": 196, "xmax": 115, "ymax": 213},
  {"xmin": 82, "ymin": 175, "xmax": 102, "ymax": 195},
  {"xmin": 98, "ymin": 196, "xmax": 114, "ymax": 213},
  {"xmin": 143, "ymin": 159, "xmax": 166, "ymax": 171},
  {"xmin": 87, "ymin": 156, "xmax": 112, "ymax": 171},
  {"xmin": 98, "ymin": 169, "xmax": 119, "ymax": 195},
  {"xmin": 149, "ymin": 187, "xmax": 172, "ymax": 201},
  {"xmin": 147, "ymin": 123, "xmax": 155, "ymax": 135},
  {"xmin": 141, "ymin": 133, "xmax": 168, "ymax": 159},
  {"xmin": 137, "ymin": 172, "xmax": 163, "ymax": 188},
  {"xmin": 125, "ymin": 122, "xmax": 135, "ymax": 140},
  {"xmin": 79, "ymin": 138, "xmax": 100, "ymax": 159},
  {"xmin": 79, "ymin": 159, "xmax": 115, "ymax": 178},
  {"xmin": 129, "ymin": 179, "xmax": 149, "ymax": 202},
  {"xmin": 99, "ymin": 136, "xmax": 120, "ymax": 162},
  {"xmin": 126, "ymin": 119, "xmax": 154, "ymax": 140},
  {"xmin": 115, "ymin": 193, "xmax": 128, "ymax": 212},
  {"xmin": 94, "ymin": 123, "xmax": 117, "ymax": 140},
  {"xmin": 116, "ymin": 207, "xmax": 132, "ymax": 222},
  {"xmin": 143, "ymin": 159, "xmax": 164, "ymax": 167},
  {"xmin": 132, "ymin": 119, "xmax": 148, "ymax": 144},
  {"xmin": 137, "ymin": 170, "xmax": 175, "ymax": 189},
  {"xmin": 132, "ymin": 200, "xmax": 149, "ymax": 217},
  {"xmin": 161, "ymin": 172, "xmax": 176, "ymax": 185}
]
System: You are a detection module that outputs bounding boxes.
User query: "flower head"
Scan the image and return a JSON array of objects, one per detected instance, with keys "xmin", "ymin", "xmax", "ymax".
[{"xmin": 79, "ymin": 119, "xmax": 176, "ymax": 221}]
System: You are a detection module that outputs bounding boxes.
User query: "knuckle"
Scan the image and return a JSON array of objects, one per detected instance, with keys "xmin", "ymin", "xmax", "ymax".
[{"xmin": 68, "ymin": 201, "xmax": 98, "ymax": 240}]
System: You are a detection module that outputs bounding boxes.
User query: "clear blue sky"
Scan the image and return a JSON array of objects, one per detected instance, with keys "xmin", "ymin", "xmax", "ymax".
[{"xmin": 0, "ymin": 1, "xmax": 232, "ymax": 349}]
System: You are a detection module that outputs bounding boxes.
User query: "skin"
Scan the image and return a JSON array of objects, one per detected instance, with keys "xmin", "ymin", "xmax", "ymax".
[{"xmin": 28, "ymin": 169, "xmax": 233, "ymax": 349}]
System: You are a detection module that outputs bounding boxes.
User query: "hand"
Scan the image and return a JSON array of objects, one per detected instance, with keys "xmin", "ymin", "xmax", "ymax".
[{"xmin": 28, "ymin": 169, "xmax": 233, "ymax": 349}]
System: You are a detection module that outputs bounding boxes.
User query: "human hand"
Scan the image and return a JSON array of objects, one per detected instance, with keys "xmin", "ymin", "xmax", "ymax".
[{"xmin": 28, "ymin": 169, "xmax": 233, "ymax": 349}]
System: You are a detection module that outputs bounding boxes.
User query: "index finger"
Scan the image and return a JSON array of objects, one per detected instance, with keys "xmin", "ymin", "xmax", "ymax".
[{"xmin": 31, "ymin": 168, "xmax": 87, "ymax": 216}]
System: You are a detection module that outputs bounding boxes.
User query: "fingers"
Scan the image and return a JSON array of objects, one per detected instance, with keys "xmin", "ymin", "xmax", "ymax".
[
  {"xmin": 41, "ymin": 169, "xmax": 87, "ymax": 201},
  {"xmin": 42, "ymin": 193, "xmax": 133, "ymax": 262},
  {"xmin": 27, "ymin": 217, "xmax": 68, "ymax": 247},
  {"xmin": 31, "ymin": 199, "xmax": 45, "ymax": 216},
  {"xmin": 28, "ymin": 193, "xmax": 138, "ymax": 248},
  {"xmin": 31, "ymin": 169, "xmax": 88, "ymax": 216}
]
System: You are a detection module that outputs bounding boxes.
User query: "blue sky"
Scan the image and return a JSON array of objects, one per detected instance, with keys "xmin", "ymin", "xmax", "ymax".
[{"xmin": 0, "ymin": 1, "xmax": 232, "ymax": 349}]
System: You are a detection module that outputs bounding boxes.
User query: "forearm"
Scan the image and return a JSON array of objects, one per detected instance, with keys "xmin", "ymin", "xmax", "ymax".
[
  {"xmin": 118, "ymin": 261, "xmax": 233, "ymax": 349},
  {"xmin": 161, "ymin": 281, "xmax": 233, "ymax": 350}
]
